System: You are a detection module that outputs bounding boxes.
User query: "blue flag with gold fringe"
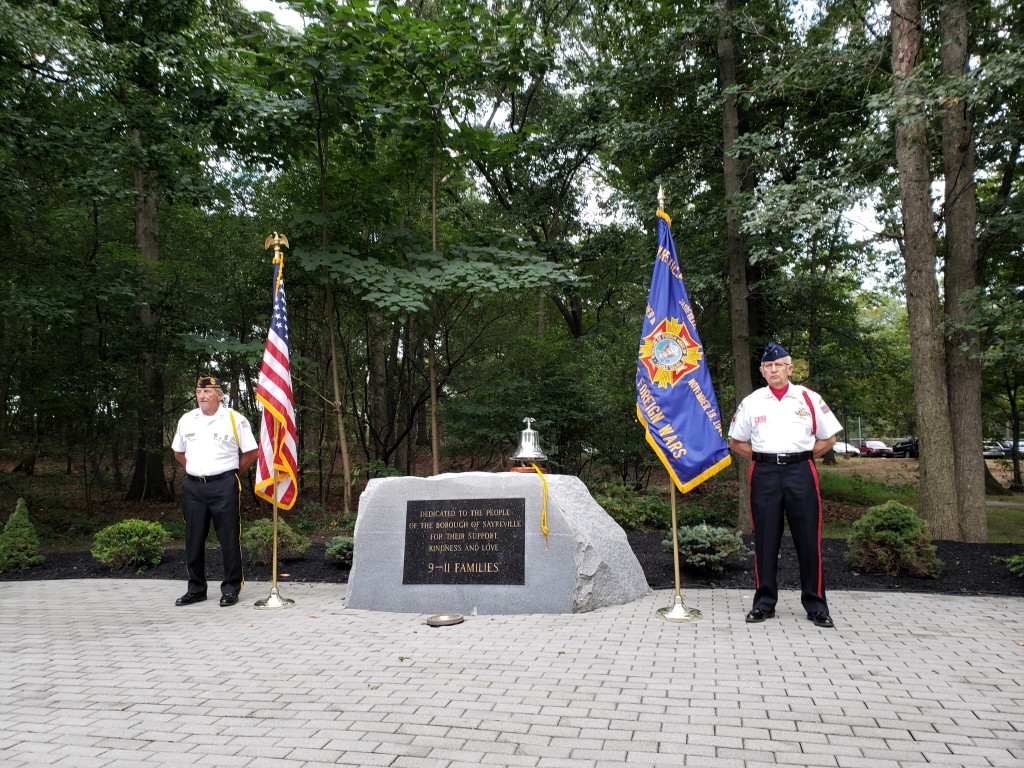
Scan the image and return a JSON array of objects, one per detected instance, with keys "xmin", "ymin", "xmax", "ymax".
[{"xmin": 636, "ymin": 210, "xmax": 731, "ymax": 492}]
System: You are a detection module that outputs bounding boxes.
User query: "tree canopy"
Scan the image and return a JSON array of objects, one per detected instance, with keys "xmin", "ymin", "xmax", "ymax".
[{"xmin": 2, "ymin": 0, "xmax": 1021, "ymax": 537}]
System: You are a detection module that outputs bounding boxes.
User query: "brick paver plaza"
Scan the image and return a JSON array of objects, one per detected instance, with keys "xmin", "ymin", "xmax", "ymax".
[{"xmin": 2, "ymin": 580, "xmax": 1021, "ymax": 767}]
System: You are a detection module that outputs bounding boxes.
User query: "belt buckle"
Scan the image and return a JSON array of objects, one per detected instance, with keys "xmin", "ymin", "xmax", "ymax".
[{"xmin": 776, "ymin": 454, "xmax": 786, "ymax": 465}]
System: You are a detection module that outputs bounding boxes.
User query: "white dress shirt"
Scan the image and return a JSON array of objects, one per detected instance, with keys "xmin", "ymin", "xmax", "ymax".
[
  {"xmin": 172, "ymin": 406, "xmax": 257, "ymax": 476},
  {"xmin": 729, "ymin": 384, "xmax": 842, "ymax": 453}
]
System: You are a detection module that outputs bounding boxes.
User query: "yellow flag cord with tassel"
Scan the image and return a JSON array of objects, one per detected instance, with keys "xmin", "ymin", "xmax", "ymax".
[{"xmin": 530, "ymin": 463, "xmax": 549, "ymax": 550}]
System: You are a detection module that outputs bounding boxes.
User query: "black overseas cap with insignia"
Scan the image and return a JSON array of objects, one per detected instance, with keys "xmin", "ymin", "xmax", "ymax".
[
  {"xmin": 761, "ymin": 342, "xmax": 788, "ymax": 362},
  {"xmin": 196, "ymin": 375, "xmax": 223, "ymax": 389}
]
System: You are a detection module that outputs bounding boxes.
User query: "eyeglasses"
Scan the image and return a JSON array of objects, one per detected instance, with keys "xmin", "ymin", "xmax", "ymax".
[{"xmin": 761, "ymin": 362, "xmax": 791, "ymax": 370}]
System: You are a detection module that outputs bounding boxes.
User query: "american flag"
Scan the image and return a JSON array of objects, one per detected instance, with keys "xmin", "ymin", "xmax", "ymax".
[{"xmin": 255, "ymin": 257, "xmax": 298, "ymax": 509}]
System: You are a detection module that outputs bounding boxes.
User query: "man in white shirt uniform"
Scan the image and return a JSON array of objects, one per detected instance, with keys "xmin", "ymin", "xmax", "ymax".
[
  {"xmin": 728, "ymin": 343, "xmax": 842, "ymax": 628},
  {"xmin": 171, "ymin": 376, "xmax": 258, "ymax": 607}
]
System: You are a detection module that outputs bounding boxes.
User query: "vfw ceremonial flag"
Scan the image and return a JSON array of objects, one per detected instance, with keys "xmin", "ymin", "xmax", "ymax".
[
  {"xmin": 637, "ymin": 210, "xmax": 731, "ymax": 492},
  {"xmin": 255, "ymin": 256, "xmax": 298, "ymax": 509}
]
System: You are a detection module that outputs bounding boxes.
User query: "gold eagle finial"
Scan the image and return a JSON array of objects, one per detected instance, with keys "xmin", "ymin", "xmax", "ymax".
[{"xmin": 264, "ymin": 232, "xmax": 289, "ymax": 250}]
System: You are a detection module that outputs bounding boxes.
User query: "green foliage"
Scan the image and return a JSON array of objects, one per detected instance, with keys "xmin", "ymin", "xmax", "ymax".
[
  {"xmin": 664, "ymin": 524, "xmax": 749, "ymax": 574},
  {"xmin": 1003, "ymin": 554, "xmax": 1024, "ymax": 579},
  {"xmin": 846, "ymin": 501, "xmax": 942, "ymax": 578},
  {"xmin": 590, "ymin": 482, "xmax": 737, "ymax": 532},
  {"xmin": 590, "ymin": 482, "xmax": 670, "ymax": 531},
  {"xmin": 962, "ymin": 283, "xmax": 1024, "ymax": 491},
  {"xmin": 318, "ymin": 243, "xmax": 577, "ymax": 320},
  {"xmin": 90, "ymin": 519, "xmax": 171, "ymax": 572},
  {"xmin": 0, "ymin": 498, "xmax": 45, "ymax": 573},
  {"xmin": 241, "ymin": 519, "xmax": 311, "ymax": 565},
  {"xmin": 3, "ymin": 0, "xmax": 1019, "ymax": 535},
  {"xmin": 680, "ymin": 489, "xmax": 738, "ymax": 529},
  {"xmin": 325, "ymin": 535, "xmax": 355, "ymax": 566},
  {"xmin": 161, "ymin": 519, "xmax": 186, "ymax": 540},
  {"xmin": 286, "ymin": 501, "xmax": 331, "ymax": 534},
  {"xmin": 354, "ymin": 461, "xmax": 403, "ymax": 481},
  {"xmin": 443, "ymin": 331, "xmax": 598, "ymax": 475},
  {"xmin": 281, "ymin": 502, "xmax": 356, "ymax": 536}
]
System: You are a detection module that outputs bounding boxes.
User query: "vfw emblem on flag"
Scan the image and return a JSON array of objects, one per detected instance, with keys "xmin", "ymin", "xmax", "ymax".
[{"xmin": 638, "ymin": 317, "xmax": 703, "ymax": 388}]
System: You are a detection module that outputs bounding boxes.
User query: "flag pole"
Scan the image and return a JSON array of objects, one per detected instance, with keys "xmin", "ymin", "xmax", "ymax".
[
  {"xmin": 650, "ymin": 187, "xmax": 702, "ymax": 623},
  {"xmin": 657, "ymin": 475, "xmax": 702, "ymax": 622},
  {"xmin": 255, "ymin": 235, "xmax": 295, "ymax": 610},
  {"xmin": 255, "ymin": 422, "xmax": 294, "ymax": 608},
  {"xmin": 256, "ymin": 359, "xmax": 295, "ymax": 609}
]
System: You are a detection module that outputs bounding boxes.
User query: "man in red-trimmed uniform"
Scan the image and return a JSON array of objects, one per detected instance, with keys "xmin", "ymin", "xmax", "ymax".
[
  {"xmin": 728, "ymin": 343, "xmax": 842, "ymax": 628},
  {"xmin": 171, "ymin": 376, "xmax": 258, "ymax": 607}
]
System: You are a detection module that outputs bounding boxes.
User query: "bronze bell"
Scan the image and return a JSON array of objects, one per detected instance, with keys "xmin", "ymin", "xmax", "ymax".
[{"xmin": 510, "ymin": 417, "xmax": 548, "ymax": 464}]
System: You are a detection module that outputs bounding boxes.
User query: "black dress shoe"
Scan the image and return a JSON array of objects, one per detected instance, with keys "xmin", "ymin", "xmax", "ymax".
[
  {"xmin": 807, "ymin": 611, "xmax": 835, "ymax": 628},
  {"xmin": 175, "ymin": 593, "xmax": 207, "ymax": 606},
  {"xmin": 219, "ymin": 594, "xmax": 239, "ymax": 607},
  {"xmin": 745, "ymin": 608, "xmax": 776, "ymax": 623}
]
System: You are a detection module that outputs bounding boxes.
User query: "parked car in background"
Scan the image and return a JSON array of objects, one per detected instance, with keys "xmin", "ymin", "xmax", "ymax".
[
  {"xmin": 892, "ymin": 437, "xmax": 920, "ymax": 458},
  {"xmin": 860, "ymin": 439, "xmax": 893, "ymax": 458},
  {"xmin": 983, "ymin": 441, "xmax": 1007, "ymax": 459},
  {"xmin": 832, "ymin": 441, "xmax": 859, "ymax": 457},
  {"xmin": 1000, "ymin": 440, "xmax": 1024, "ymax": 457}
]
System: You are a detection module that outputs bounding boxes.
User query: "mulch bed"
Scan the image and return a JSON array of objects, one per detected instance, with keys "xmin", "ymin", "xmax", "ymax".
[{"xmin": 3, "ymin": 533, "xmax": 1022, "ymax": 597}]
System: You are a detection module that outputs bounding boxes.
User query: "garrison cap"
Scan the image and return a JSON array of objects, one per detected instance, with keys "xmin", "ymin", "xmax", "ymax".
[
  {"xmin": 196, "ymin": 375, "xmax": 223, "ymax": 390},
  {"xmin": 761, "ymin": 342, "xmax": 789, "ymax": 363}
]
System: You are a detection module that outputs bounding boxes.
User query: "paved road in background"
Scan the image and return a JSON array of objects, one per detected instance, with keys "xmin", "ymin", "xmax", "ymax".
[{"xmin": 2, "ymin": 580, "xmax": 1022, "ymax": 767}]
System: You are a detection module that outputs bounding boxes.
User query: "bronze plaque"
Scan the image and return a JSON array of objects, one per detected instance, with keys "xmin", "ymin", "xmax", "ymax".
[{"xmin": 403, "ymin": 498, "xmax": 526, "ymax": 585}]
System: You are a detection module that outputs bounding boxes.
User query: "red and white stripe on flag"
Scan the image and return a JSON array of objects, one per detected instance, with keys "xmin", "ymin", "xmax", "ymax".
[{"xmin": 255, "ymin": 261, "xmax": 298, "ymax": 509}]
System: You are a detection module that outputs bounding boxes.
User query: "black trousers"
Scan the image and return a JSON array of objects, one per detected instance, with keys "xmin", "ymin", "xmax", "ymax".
[
  {"xmin": 182, "ymin": 473, "xmax": 244, "ymax": 597},
  {"xmin": 748, "ymin": 460, "xmax": 828, "ymax": 614}
]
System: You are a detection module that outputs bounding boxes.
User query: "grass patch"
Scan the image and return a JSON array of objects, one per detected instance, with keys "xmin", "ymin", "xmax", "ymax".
[
  {"xmin": 987, "ymin": 503, "xmax": 1024, "ymax": 544},
  {"xmin": 818, "ymin": 470, "xmax": 918, "ymax": 508},
  {"xmin": 822, "ymin": 518, "xmax": 857, "ymax": 539}
]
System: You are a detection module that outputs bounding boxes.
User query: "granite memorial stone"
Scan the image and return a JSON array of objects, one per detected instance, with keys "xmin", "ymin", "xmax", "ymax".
[{"xmin": 346, "ymin": 472, "xmax": 651, "ymax": 614}]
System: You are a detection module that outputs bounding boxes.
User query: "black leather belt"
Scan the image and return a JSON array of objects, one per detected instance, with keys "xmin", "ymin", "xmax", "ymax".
[
  {"xmin": 186, "ymin": 470, "xmax": 236, "ymax": 483},
  {"xmin": 752, "ymin": 451, "xmax": 813, "ymax": 465}
]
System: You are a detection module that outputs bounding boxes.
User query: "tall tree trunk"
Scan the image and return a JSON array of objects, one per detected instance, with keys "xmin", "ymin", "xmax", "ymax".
[
  {"xmin": 892, "ymin": 0, "xmax": 958, "ymax": 539},
  {"xmin": 125, "ymin": 161, "xmax": 170, "ymax": 501},
  {"xmin": 315, "ymin": 113, "xmax": 353, "ymax": 513},
  {"xmin": 719, "ymin": 0, "xmax": 753, "ymax": 531},
  {"xmin": 325, "ymin": 285, "xmax": 352, "ymax": 514},
  {"xmin": 941, "ymin": 0, "xmax": 986, "ymax": 542},
  {"xmin": 1002, "ymin": 373, "xmax": 1022, "ymax": 490},
  {"xmin": 367, "ymin": 316, "xmax": 390, "ymax": 464},
  {"xmin": 428, "ymin": 113, "xmax": 441, "ymax": 476}
]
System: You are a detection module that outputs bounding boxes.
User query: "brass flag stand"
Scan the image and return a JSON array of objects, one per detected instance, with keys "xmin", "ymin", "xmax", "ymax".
[
  {"xmin": 254, "ymin": 232, "xmax": 295, "ymax": 610},
  {"xmin": 656, "ymin": 479, "xmax": 702, "ymax": 622}
]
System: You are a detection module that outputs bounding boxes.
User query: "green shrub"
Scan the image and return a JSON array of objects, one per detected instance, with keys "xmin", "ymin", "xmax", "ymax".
[
  {"xmin": 91, "ymin": 519, "xmax": 171, "ymax": 571},
  {"xmin": 590, "ymin": 482, "xmax": 670, "ymax": 530},
  {"xmin": 286, "ymin": 501, "xmax": 327, "ymax": 534},
  {"xmin": 1003, "ymin": 554, "xmax": 1024, "ymax": 578},
  {"xmin": 680, "ymin": 489, "xmax": 738, "ymax": 529},
  {"xmin": 0, "ymin": 498, "xmax": 45, "ymax": 573},
  {"xmin": 334, "ymin": 511, "xmax": 358, "ymax": 531},
  {"xmin": 845, "ymin": 500, "xmax": 942, "ymax": 577},
  {"xmin": 325, "ymin": 535, "xmax": 355, "ymax": 566},
  {"xmin": 664, "ymin": 524, "xmax": 749, "ymax": 573},
  {"xmin": 241, "ymin": 518, "xmax": 310, "ymax": 565}
]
